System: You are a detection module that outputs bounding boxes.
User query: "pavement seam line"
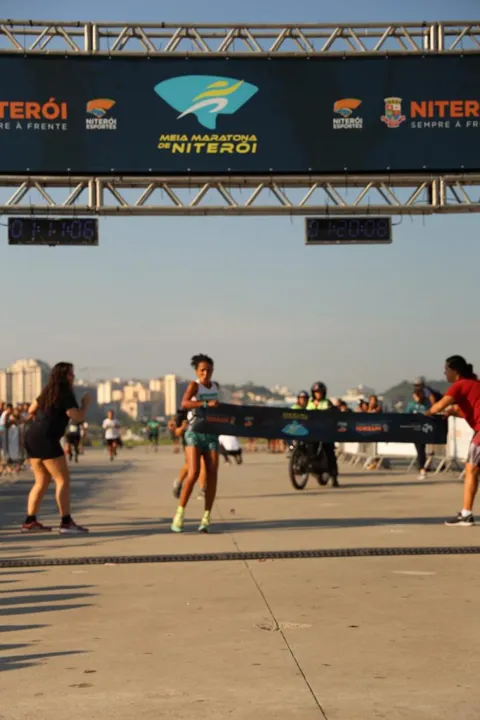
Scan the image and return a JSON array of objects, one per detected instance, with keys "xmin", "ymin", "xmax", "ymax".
[
  {"xmin": 244, "ymin": 557, "xmax": 328, "ymax": 719},
  {"xmin": 216, "ymin": 503, "xmax": 328, "ymax": 719}
]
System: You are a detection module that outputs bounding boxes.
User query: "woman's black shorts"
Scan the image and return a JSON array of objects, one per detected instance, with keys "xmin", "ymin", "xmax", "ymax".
[{"xmin": 24, "ymin": 429, "xmax": 63, "ymax": 460}]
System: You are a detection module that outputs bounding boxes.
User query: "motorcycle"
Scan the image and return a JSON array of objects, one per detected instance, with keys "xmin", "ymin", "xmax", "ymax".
[{"xmin": 288, "ymin": 440, "xmax": 338, "ymax": 490}]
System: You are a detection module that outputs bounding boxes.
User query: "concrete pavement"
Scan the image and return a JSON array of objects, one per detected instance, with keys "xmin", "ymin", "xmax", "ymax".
[{"xmin": 1, "ymin": 448, "xmax": 479, "ymax": 719}]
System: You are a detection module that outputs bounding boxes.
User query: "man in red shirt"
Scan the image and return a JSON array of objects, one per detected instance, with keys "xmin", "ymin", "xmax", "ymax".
[{"xmin": 426, "ymin": 355, "xmax": 480, "ymax": 526}]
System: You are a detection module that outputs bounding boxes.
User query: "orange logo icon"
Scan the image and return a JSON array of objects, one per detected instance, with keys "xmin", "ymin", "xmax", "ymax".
[{"xmin": 86, "ymin": 98, "xmax": 116, "ymax": 118}]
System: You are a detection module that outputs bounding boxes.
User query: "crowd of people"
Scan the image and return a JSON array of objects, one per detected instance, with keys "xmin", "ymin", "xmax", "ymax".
[
  {"xmin": 3, "ymin": 352, "xmax": 480, "ymax": 534},
  {"xmin": 0, "ymin": 401, "xmax": 31, "ymax": 471}
]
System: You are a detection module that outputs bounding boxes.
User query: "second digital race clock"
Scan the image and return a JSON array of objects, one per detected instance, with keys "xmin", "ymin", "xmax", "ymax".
[{"xmin": 305, "ymin": 217, "xmax": 392, "ymax": 245}]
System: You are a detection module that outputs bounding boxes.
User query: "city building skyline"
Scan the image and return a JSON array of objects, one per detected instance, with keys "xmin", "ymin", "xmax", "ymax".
[
  {"xmin": 0, "ymin": 358, "xmax": 423, "ymax": 419},
  {"xmin": 0, "ymin": 358, "xmax": 51, "ymax": 405}
]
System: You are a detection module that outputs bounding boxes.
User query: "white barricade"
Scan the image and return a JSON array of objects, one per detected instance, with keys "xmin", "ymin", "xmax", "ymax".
[
  {"xmin": 447, "ymin": 416, "xmax": 472, "ymax": 462},
  {"xmin": 434, "ymin": 416, "xmax": 472, "ymax": 477},
  {"xmin": 339, "ymin": 442, "xmax": 377, "ymax": 466},
  {"xmin": 375, "ymin": 442, "xmax": 417, "ymax": 470},
  {"xmin": 376, "ymin": 442, "xmax": 416, "ymax": 458},
  {"xmin": 339, "ymin": 416, "xmax": 474, "ymax": 477},
  {"xmin": 341, "ymin": 442, "xmax": 361, "ymax": 456},
  {"xmin": 339, "ymin": 442, "xmax": 361, "ymax": 465}
]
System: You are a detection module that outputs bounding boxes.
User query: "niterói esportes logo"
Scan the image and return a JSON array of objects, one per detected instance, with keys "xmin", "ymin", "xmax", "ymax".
[
  {"xmin": 333, "ymin": 98, "xmax": 363, "ymax": 130},
  {"xmin": 86, "ymin": 98, "xmax": 117, "ymax": 131}
]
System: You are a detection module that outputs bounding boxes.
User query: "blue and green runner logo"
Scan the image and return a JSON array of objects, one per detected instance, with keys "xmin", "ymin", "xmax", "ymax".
[{"xmin": 154, "ymin": 75, "xmax": 258, "ymax": 130}]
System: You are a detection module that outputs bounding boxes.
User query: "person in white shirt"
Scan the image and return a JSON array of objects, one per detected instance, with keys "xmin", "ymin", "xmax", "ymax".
[
  {"xmin": 102, "ymin": 410, "xmax": 121, "ymax": 461},
  {"xmin": 219, "ymin": 435, "xmax": 243, "ymax": 465}
]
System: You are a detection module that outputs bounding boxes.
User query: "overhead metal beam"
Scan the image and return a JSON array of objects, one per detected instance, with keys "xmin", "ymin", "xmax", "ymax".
[
  {"xmin": 0, "ymin": 175, "xmax": 479, "ymax": 216},
  {"xmin": 0, "ymin": 20, "xmax": 478, "ymax": 55}
]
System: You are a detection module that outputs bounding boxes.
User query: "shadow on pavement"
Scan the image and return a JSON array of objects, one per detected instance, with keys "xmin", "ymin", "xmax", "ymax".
[
  {"xmin": 224, "ymin": 477, "xmax": 459, "ymax": 501},
  {"xmin": 0, "ymin": 460, "xmax": 136, "ymax": 553},
  {"xmin": 0, "ymin": 592, "xmax": 94, "ymax": 609},
  {"xmin": 0, "ymin": 585, "xmax": 95, "ymax": 595},
  {"xmin": 0, "ymin": 624, "xmax": 48, "ymax": 633},
  {"xmin": 0, "ymin": 458, "xmax": 134, "ymax": 529},
  {"xmin": 220, "ymin": 515, "xmax": 451, "ymax": 532},
  {"xmin": 0, "ymin": 582, "xmax": 94, "ymax": 673},
  {"xmin": 341, "ymin": 479, "xmax": 459, "ymax": 489},
  {"xmin": 0, "ymin": 520, "xmax": 168, "ymax": 546},
  {"xmin": 0, "ymin": 570, "xmax": 46, "ymax": 576},
  {"xmin": 0, "ymin": 649, "xmax": 86, "ymax": 672}
]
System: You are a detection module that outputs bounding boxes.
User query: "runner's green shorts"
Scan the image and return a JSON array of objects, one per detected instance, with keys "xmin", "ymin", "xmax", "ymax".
[{"xmin": 184, "ymin": 430, "xmax": 219, "ymax": 453}]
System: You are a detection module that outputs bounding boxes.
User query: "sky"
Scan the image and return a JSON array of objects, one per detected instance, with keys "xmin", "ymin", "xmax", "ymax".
[{"xmin": 0, "ymin": 0, "xmax": 479, "ymax": 394}]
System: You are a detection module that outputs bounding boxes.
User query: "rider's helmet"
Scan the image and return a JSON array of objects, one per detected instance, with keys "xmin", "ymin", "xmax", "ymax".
[
  {"xmin": 297, "ymin": 390, "xmax": 309, "ymax": 400},
  {"xmin": 311, "ymin": 382, "xmax": 327, "ymax": 396}
]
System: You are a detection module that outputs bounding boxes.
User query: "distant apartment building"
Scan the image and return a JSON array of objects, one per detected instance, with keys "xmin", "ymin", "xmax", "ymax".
[
  {"xmin": 149, "ymin": 378, "xmax": 163, "ymax": 396},
  {"xmin": 97, "ymin": 380, "xmax": 113, "ymax": 405},
  {"xmin": 0, "ymin": 358, "xmax": 51, "ymax": 404},
  {"xmin": 164, "ymin": 374, "xmax": 189, "ymax": 416},
  {"xmin": 97, "ymin": 379, "xmax": 123, "ymax": 405},
  {"xmin": 123, "ymin": 381, "xmax": 150, "ymax": 404},
  {"xmin": 270, "ymin": 385, "xmax": 292, "ymax": 398},
  {"xmin": 149, "ymin": 378, "xmax": 165, "ymax": 416},
  {"xmin": 96, "ymin": 375, "xmax": 188, "ymax": 419},
  {"xmin": 121, "ymin": 399, "xmax": 151, "ymax": 420}
]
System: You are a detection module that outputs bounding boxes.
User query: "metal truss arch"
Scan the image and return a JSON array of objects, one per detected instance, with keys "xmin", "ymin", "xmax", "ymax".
[
  {"xmin": 0, "ymin": 20, "xmax": 479, "ymax": 217},
  {"xmin": 0, "ymin": 175, "xmax": 479, "ymax": 216},
  {"xmin": 0, "ymin": 20, "xmax": 479, "ymax": 55}
]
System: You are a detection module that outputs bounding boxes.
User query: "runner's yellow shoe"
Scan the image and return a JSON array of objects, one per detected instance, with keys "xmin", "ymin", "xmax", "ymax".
[
  {"xmin": 171, "ymin": 507, "xmax": 184, "ymax": 533},
  {"xmin": 198, "ymin": 510, "xmax": 211, "ymax": 533}
]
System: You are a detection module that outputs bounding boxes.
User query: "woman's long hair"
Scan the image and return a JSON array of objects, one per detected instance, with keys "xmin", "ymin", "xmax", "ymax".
[
  {"xmin": 37, "ymin": 362, "xmax": 73, "ymax": 411},
  {"xmin": 446, "ymin": 355, "xmax": 477, "ymax": 380}
]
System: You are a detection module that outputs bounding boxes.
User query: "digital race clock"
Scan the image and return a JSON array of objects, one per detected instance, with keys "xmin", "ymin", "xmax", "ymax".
[
  {"xmin": 8, "ymin": 217, "xmax": 98, "ymax": 246},
  {"xmin": 305, "ymin": 217, "xmax": 392, "ymax": 245}
]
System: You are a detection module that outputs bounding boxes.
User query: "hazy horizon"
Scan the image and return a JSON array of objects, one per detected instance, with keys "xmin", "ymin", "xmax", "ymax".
[{"xmin": 0, "ymin": 0, "xmax": 478, "ymax": 396}]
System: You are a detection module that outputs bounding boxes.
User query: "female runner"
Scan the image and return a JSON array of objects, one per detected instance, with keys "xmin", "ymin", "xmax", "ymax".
[{"xmin": 171, "ymin": 354, "xmax": 219, "ymax": 533}]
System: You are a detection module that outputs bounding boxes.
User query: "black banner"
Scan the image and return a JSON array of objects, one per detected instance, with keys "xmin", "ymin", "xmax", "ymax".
[
  {"xmin": 0, "ymin": 54, "xmax": 479, "ymax": 174},
  {"xmin": 192, "ymin": 404, "xmax": 448, "ymax": 444}
]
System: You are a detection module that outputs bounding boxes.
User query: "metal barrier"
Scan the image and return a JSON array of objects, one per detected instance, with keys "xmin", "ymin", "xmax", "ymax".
[
  {"xmin": 439, "ymin": 417, "xmax": 471, "ymax": 479},
  {"xmin": 339, "ymin": 442, "xmax": 377, "ymax": 467},
  {"xmin": 0, "ymin": 422, "xmax": 27, "ymax": 473},
  {"xmin": 339, "ymin": 417, "xmax": 470, "ymax": 478}
]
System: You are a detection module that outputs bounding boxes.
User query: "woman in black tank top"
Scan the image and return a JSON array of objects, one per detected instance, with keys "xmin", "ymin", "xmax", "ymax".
[{"xmin": 22, "ymin": 362, "xmax": 91, "ymax": 534}]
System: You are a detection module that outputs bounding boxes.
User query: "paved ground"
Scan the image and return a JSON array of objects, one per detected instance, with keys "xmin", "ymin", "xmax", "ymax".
[{"xmin": 1, "ymin": 448, "xmax": 479, "ymax": 719}]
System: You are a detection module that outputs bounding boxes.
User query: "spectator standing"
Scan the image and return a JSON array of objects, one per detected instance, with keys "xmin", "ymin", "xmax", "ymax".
[
  {"xmin": 425, "ymin": 355, "xmax": 480, "ymax": 526},
  {"xmin": 22, "ymin": 362, "xmax": 90, "ymax": 533},
  {"xmin": 368, "ymin": 395, "xmax": 382, "ymax": 413},
  {"xmin": 405, "ymin": 387, "xmax": 433, "ymax": 479},
  {"xmin": 414, "ymin": 376, "xmax": 442, "ymax": 406}
]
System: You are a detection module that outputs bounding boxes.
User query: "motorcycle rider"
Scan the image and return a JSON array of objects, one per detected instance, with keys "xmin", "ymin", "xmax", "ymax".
[
  {"xmin": 286, "ymin": 391, "xmax": 310, "ymax": 457},
  {"xmin": 291, "ymin": 391, "xmax": 309, "ymax": 410},
  {"xmin": 307, "ymin": 382, "xmax": 339, "ymax": 487}
]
